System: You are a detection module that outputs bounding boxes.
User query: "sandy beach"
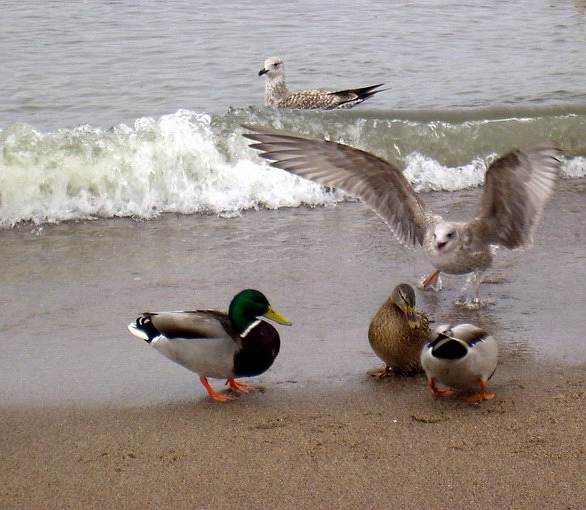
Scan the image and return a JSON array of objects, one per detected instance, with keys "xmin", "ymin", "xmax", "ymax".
[
  {"xmin": 2, "ymin": 361, "xmax": 585, "ymax": 509},
  {"xmin": 1, "ymin": 180, "xmax": 585, "ymax": 509}
]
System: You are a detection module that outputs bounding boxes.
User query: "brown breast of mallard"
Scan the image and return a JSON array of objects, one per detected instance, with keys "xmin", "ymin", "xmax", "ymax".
[{"xmin": 233, "ymin": 320, "xmax": 281, "ymax": 378}]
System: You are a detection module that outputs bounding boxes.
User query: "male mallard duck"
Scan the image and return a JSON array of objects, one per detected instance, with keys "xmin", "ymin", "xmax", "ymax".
[
  {"xmin": 243, "ymin": 125, "xmax": 561, "ymax": 302},
  {"xmin": 368, "ymin": 283, "xmax": 431, "ymax": 378},
  {"xmin": 420, "ymin": 323, "xmax": 498, "ymax": 402},
  {"xmin": 259, "ymin": 57, "xmax": 384, "ymax": 110},
  {"xmin": 128, "ymin": 289, "xmax": 291, "ymax": 402}
]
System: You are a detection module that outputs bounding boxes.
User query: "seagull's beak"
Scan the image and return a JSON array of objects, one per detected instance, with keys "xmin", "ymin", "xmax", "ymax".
[
  {"xmin": 258, "ymin": 68, "xmax": 268, "ymax": 76},
  {"xmin": 263, "ymin": 306, "xmax": 292, "ymax": 326}
]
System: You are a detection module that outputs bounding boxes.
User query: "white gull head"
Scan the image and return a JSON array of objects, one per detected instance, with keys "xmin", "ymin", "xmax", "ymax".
[
  {"xmin": 431, "ymin": 222, "xmax": 460, "ymax": 254},
  {"xmin": 259, "ymin": 56, "xmax": 285, "ymax": 80}
]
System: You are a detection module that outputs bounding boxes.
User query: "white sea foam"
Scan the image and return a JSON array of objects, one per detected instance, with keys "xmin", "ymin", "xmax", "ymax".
[
  {"xmin": 403, "ymin": 150, "xmax": 584, "ymax": 192},
  {"xmin": 403, "ymin": 152, "xmax": 488, "ymax": 192},
  {"xmin": 0, "ymin": 111, "xmax": 337, "ymax": 227},
  {"xmin": 560, "ymin": 155, "xmax": 586, "ymax": 179},
  {"xmin": 0, "ymin": 109, "xmax": 584, "ymax": 228}
]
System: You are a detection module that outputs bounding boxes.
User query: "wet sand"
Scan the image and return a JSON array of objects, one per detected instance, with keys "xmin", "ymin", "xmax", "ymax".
[
  {"xmin": 2, "ymin": 363, "xmax": 585, "ymax": 509},
  {"xmin": 1, "ymin": 179, "xmax": 585, "ymax": 508}
]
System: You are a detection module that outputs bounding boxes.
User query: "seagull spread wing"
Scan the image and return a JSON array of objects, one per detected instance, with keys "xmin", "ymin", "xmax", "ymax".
[
  {"xmin": 472, "ymin": 143, "xmax": 561, "ymax": 249},
  {"xmin": 243, "ymin": 124, "xmax": 429, "ymax": 247}
]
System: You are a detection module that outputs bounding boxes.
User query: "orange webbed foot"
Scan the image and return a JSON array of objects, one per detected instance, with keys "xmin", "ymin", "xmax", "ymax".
[
  {"xmin": 466, "ymin": 393, "xmax": 495, "ymax": 402},
  {"xmin": 368, "ymin": 365, "xmax": 393, "ymax": 379},
  {"xmin": 225, "ymin": 378, "xmax": 257, "ymax": 394},
  {"xmin": 466, "ymin": 380, "xmax": 494, "ymax": 402},
  {"xmin": 210, "ymin": 393, "xmax": 236, "ymax": 402},
  {"xmin": 199, "ymin": 376, "xmax": 235, "ymax": 402},
  {"xmin": 428, "ymin": 379, "xmax": 455, "ymax": 397}
]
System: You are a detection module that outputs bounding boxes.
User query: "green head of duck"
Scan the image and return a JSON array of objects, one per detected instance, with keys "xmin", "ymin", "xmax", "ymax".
[{"xmin": 228, "ymin": 289, "xmax": 292, "ymax": 334}]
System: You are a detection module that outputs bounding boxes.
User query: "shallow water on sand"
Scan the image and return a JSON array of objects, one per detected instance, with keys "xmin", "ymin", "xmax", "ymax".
[{"xmin": 0, "ymin": 180, "xmax": 584, "ymax": 406}]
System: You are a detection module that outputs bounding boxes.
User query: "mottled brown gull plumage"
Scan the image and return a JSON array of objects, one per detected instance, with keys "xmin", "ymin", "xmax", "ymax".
[
  {"xmin": 242, "ymin": 124, "xmax": 562, "ymax": 302},
  {"xmin": 258, "ymin": 57, "xmax": 385, "ymax": 110}
]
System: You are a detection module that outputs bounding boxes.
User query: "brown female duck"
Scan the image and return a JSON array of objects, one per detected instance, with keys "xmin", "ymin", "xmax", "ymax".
[{"xmin": 368, "ymin": 283, "xmax": 431, "ymax": 378}]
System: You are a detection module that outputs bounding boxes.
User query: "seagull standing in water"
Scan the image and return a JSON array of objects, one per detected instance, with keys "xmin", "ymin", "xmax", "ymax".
[
  {"xmin": 258, "ymin": 57, "xmax": 384, "ymax": 110},
  {"xmin": 243, "ymin": 125, "xmax": 561, "ymax": 305}
]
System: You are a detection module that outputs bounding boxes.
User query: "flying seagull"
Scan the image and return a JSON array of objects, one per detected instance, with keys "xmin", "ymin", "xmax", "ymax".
[
  {"xmin": 242, "ymin": 124, "xmax": 561, "ymax": 303},
  {"xmin": 258, "ymin": 57, "xmax": 384, "ymax": 110}
]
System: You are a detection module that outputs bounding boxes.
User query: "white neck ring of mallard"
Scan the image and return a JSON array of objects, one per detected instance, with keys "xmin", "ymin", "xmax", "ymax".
[{"xmin": 240, "ymin": 319, "xmax": 262, "ymax": 338}]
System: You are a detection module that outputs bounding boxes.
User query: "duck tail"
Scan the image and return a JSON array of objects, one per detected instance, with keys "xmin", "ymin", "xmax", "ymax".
[
  {"xmin": 431, "ymin": 336, "xmax": 469, "ymax": 360},
  {"xmin": 127, "ymin": 314, "xmax": 159, "ymax": 343}
]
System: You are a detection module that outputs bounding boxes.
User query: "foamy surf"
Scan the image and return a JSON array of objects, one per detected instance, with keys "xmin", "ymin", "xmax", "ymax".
[
  {"xmin": 0, "ymin": 111, "xmax": 339, "ymax": 227},
  {"xmin": 0, "ymin": 108, "xmax": 584, "ymax": 228}
]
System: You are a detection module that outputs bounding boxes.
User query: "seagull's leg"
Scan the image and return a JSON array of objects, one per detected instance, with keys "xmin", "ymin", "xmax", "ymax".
[
  {"xmin": 474, "ymin": 271, "xmax": 483, "ymax": 300},
  {"xmin": 455, "ymin": 273, "xmax": 485, "ymax": 309},
  {"xmin": 466, "ymin": 380, "xmax": 495, "ymax": 402},
  {"xmin": 199, "ymin": 376, "xmax": 235, "ymax": 402},
  {"xmin": 225, "ymin": 378, "xmax": 257, "ymax": 393},
  {"xmin": 428, "ymin": 379, "xmax": 455, "ymax": 397},
  {"xmin": 367, "ymin": 365, "xmax": 393, "ymax": 379},
  {"xmin": 420, "ymin": 269, "xmax": 442, "ymax": 292}
]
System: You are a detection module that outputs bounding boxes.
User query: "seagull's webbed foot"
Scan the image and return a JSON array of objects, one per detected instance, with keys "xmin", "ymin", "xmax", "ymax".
[
  {"xmin": 454, "ymin": 272, "xmax": 489, "ymax": 309},
  {"xmin": 419, "ymin": 269, "xmax": 442, "ymax": 292},
  {"xmin": 454, "ymin": 295, "xmax": 484, "ymax": 310}
]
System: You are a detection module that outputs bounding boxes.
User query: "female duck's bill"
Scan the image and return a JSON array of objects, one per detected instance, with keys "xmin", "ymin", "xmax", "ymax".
[{"xmin": 128, "ymin": 289, "xmax": 291, "ymax": 402}]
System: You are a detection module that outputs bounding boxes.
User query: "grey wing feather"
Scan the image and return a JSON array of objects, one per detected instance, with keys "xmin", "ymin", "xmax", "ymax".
[
  {"xmin": 243, "ymin": 124, "xmax": 429, "ymax": 247},
  {"xmin": 473, "ymin": 143, "xmax": 561, "ymax": 249},
  {"xmin": 148, "ymin": 310, "xmax": 235, "ymax": 340}
]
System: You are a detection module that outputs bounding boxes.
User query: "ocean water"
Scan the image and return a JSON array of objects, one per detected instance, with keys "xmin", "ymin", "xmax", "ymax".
[
  {"xmin": 1, "ymin": 1, "xmax": 585, "ymax": 405},
  {"xmin": 2, "ymin": 0, "xmax": 586, "ymax": 129},
  {"xmin": 1, "ymin": 0, "xmax": 586, "ymax": 227}
]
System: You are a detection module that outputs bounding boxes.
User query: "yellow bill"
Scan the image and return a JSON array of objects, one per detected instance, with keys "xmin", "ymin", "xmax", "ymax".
[{"xmin": 263, "ymin": 306, "xmax": 292, "ymax": 326}]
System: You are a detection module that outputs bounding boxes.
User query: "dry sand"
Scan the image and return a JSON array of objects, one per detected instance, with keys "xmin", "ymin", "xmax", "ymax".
[{"xmin": 2, "ymin": 360, "xmax": 584, "ymax": 510}]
